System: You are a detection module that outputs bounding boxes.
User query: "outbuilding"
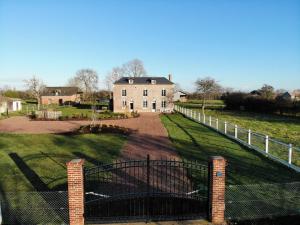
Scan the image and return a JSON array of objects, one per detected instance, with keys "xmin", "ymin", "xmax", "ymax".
[
  {"xmin": 173, "ymin": 90, "xmax": 188, "ymax": 102},
  {"xmin": 0, "ymin": 96, "xmax": 22, "ymax": 113}
]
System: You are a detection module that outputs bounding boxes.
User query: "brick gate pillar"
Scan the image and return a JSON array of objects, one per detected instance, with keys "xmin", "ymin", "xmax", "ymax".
[
  {"xmin": 209, "ymin": 156, "xmax": 226, "ymax": 224},
  {"xmin": 66, "ymin": 159, "xmax": 85, "ymax": 225}
]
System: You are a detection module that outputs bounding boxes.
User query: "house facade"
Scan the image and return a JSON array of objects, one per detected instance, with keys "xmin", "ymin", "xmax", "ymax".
[
  {"xmin": 41, "ymin": 87, "xmax": 81, "ymax": 105},
  {"xmin": 113, "ymin": 76, "xmax": 174, "ymax": 113}
]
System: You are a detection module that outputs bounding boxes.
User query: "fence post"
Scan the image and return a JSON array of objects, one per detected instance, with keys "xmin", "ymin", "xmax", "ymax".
[
  {"xmin": 248, "ymin": 129, "xmax": 251, "ymax": 145},
  {"xmin": 198, "ymin": 112, "xmax": 201, "ymax": 122},
  {"xmin": 209, "ymin": 116, "xmax": 212, "ymax": 126},
  {"xmin": 234, "ymin": 125, "xmax": 238, "ymax": 139},
  {"xmin": 203, "ymin": 114, "xmax": 206, "ymax": 124},
  {"xmin": 66, "ymin": 159, "xmax": 85, "ymax": 225},
  {"xmin": 209, "ymin": 156, "xmax": 226, "ymax": 224},
  {"xmin": 265, "ymin": 135, "xmax": 269, "ymax": 154},
  {"xmin": 288, "ymin": 144, "xmax": 293, "ymax": 164},
  {"xmin": 224, "ymin": 122, "xmax": 227, "ymax": 134},
  {"xmin": 216, "ymin": 119, "xmax": 219, "ymax": 130}
]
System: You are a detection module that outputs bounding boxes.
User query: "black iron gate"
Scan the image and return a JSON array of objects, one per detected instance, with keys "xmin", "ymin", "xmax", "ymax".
[{"xmin": 84, "ymin": 156, "xmax": 209, "ymax": 223}]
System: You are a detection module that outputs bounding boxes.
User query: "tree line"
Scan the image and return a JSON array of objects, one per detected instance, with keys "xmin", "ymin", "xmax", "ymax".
[
  {"xmin": 192, "ymin": 77, "xmax": 300, "ymax": 116},
  {"xmin": 0, "ymin": 58, "xmax": 147, "ymax": 108}
]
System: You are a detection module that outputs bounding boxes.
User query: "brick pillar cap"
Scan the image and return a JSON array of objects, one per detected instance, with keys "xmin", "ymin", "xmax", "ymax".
[
  {"xmin": 66, "ymin": 158, "xmax": 85, "ymax": 166},
  {"xmin": 210, "ymin": 156, "xmax": 225, "ymax": 161}
]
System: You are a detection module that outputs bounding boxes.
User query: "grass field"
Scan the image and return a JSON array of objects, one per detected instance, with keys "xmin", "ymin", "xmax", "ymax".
[
  {"xmin": 161, "ymin": 113, "xmax": 300, "ymax": 185},
  {"xmin": 176, "ymin": 99, "xmax": 225, "ymax": 110},
  {"xmin": 177, "ymin": 104, "xmax": 300, "ymax": 147},
  {"xmin": 0, "ymin": 133, "xmax": 127, "ymax": 192}
]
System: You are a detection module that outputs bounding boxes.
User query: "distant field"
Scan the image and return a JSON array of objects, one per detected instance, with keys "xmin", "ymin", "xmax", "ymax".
[
  {"xmin": 176, "ymin": 99, "xmax": 225, "ymax": 110},
  {"xmin": 177, "ymin": 103, "xmax": 300, "ymax": 147},
  {"xmin": 0, "ymin": 133, "xmax": 127, "ymax": 192},
  {"xmin": 161, "ymin": 113, "xmax": 300, "ymax": 185}
]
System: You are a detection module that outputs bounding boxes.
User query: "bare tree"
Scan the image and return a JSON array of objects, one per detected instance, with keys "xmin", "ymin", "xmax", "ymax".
[
  {"xmin": 122, "ymin": 59, "xmax": 147, "ymax": 77},
  {"xmin": 105, "ymin": 67, "xmax": 124, "ymax": 91},
  {"xmin": 166, "ymin": 91, "xmax": 175, "ymax": 111},
  {"xmin": 195, "ymin": 77, "xmax": 221, "ymax": 114},
  {"xmin": 70, "ymin": 69, "xmax": 99, "ymax": 101},
  {"xmin": 24, "ymin": 76, "xmax": 45, "ymax": 109},
  {"xmin": 174, "ymin": 83, "xmax": 182, "ymax": 93},
  {"xmin": 259, "ymin": 84, "xmax": 275, "ymax": 99}
]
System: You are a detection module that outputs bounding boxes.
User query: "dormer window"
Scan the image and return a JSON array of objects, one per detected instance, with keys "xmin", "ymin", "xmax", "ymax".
[
  {"xmin": 128, "ymin": 79, "xmax": 134, "ymax": 84},
  {"xmin": 151, "ymin": 79, "xmax": 156, "ymax": 84},
  {"xmin": 54, "ymin": 89, "xmax": 61, "ymax": 96}
]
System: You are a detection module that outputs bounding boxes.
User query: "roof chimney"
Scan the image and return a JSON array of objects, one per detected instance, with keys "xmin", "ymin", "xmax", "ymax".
[{"xmin": 168, "ymin": 74, "xmax": 172, "ymax": 81}]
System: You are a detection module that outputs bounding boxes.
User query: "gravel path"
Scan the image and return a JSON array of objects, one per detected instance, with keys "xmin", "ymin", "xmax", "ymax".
[{"xmin": 0, "ymin": 114, "xmax": 178, "ymax": 160}]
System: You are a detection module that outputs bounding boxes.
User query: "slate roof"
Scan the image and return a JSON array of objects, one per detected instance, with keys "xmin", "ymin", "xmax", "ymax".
[
  {"xmin": 42, "ymin": 87, "xmax": 81, "ymax": 96},
  {"xmin": 176, "ymin": 90, "xmax": 188, "ymax": 95},
  {"xmin": 114, "ymin": 77, "xmax": 173, "ymax": 85}
]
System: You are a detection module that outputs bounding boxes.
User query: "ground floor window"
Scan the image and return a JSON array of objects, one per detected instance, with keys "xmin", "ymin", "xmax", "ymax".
[
  {"xmin": 161, "ymin": 100, "xmax": 166, "ymax": 108},
  {"xmin": 143, "ymin": 100, "xmax": 148, "ymax": 108}
]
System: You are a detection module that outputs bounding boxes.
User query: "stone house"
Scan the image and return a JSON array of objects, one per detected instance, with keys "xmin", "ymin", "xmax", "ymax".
[
  {"xmin": 41, "ymin": 87, "xmax": 81, "ymax": 105},
  {"xmin": 113, "ymin": 76, "xmax": 174, "ymax": 113}
]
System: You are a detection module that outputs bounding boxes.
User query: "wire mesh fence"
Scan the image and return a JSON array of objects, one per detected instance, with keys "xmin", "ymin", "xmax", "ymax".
[
  {"xmin": 294, "ymin": 147, "xmax": 300, "ymax": 166},
  {"xmin": 0, "ymin": 191, "xmax": 69, "ymax": 225},
  {"xmin": 237, "ymin": 127, "xmax": 248, "ymax": 144},
  {"xmin": 174, "ymin": 106, "xmax": 300, "ymax": 172},
  {"xmin": 250, "ymin": 132, "xmax": 266, "ymax": 151},
  {"xmin": 225, "ymin": 182, "xmax": 300, "ymax": 221},
  {"xmin": 268, "ymin": 138, "xmax": 289, "ymax": 162}
]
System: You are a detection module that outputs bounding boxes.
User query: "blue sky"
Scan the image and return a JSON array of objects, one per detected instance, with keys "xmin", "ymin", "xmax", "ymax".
[{"xmin": 0, "ymin": 0, "xmax": 299, "ymax": 91}]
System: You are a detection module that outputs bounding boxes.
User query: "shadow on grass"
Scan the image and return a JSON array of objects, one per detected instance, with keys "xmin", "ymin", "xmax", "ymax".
[
  {"xmin": 4, "ymin": 153, "xmax": 69, "ymax": 224},
  {"xmin": 9, "ymin": 153, "xmax": 49, "ymax": 191},
  {"xmin": 163, "ymin": 114, "xmax": 300, "ymax": 184}
]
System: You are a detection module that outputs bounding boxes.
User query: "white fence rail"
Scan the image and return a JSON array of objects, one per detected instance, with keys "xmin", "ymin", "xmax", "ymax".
[{"xmin": 174, "ymin": 105, "xmax": 300, "ymax": 173}]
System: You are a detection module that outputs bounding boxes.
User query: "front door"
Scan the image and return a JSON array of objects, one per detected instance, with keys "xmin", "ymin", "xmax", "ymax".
[
  {"xmin": 152, "ymin": 102, "xmax": 156, "ymax": 112},
  {"xmin": 130, "ymin": 102, "xmax": 134, "ymax": 112}
]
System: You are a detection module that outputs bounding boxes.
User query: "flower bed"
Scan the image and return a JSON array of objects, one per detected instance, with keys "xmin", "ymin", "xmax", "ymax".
[
  {"xmin": 30, "ymin": 111, "xmax": 139, "ymax": 121},
  {"xmin": 77, "ymin": 124, "xmax": 132, "ymax": 135}
]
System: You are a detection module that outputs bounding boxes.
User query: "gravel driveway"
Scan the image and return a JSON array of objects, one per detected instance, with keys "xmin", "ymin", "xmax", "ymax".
[{"xmin": 0, "ymin": 114, "xmax": 178, "ymax": 160}]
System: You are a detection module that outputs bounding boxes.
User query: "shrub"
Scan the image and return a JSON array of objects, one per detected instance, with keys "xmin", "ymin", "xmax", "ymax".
[{"xmin": 223, "ymin": 92, "xmax": 300, "ymax": 115}]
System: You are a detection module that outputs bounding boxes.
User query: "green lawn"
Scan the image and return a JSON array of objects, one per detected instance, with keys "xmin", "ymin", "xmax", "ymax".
[
  {"xmin": 161, "ymin": 113, "xmax": 300, "ymax": 184},
  {"xmin": 177, "ymin": 104, "xmax": 300, "ymax": 148},
  {"xmin": 0, "ymin": 133, "xmax": 127, "ymax": 192}
]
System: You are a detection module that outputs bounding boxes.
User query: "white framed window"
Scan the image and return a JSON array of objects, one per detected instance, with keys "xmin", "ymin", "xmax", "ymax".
[
  {"xmin": 143, "ymin": 89, "xmax": 148, "ymax": 96},
  {"xmin": 122, "ymin": 100, "xmax": 127, "ymax": 108},
  {"xmin": 162, "ymin": 89, "xmax": 166, "ymax": 96},
  {"xmin": 122, "ymin": 89, "xmax": 127, "ymax": 96},
  {"xmin": 143, "ymin": 100, "xmax": 148, "ymax": 108},
  {"xmin": 128, "ymin": 79, "xmax": 134, "ymax": 84},
  {"xmin": 161, "ymin": 100, "xmax": 166, "ymax": 108}
]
